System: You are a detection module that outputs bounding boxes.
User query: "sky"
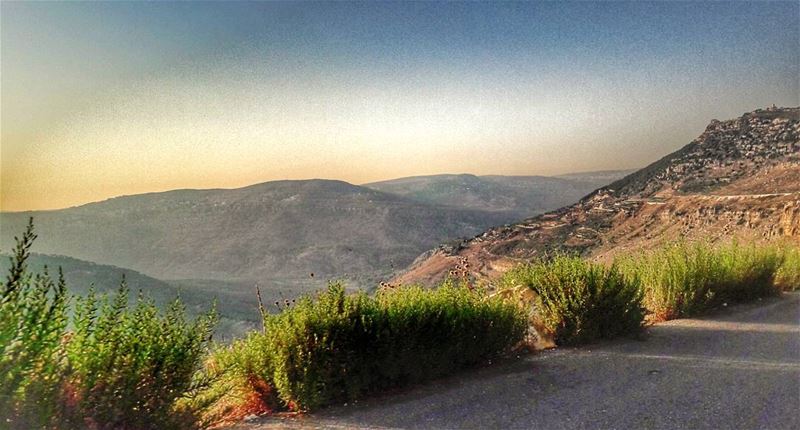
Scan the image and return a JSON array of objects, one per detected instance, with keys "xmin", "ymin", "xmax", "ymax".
[{"xmin": 1, "ymin": 1, "xmax": 798, "ymax": 211}]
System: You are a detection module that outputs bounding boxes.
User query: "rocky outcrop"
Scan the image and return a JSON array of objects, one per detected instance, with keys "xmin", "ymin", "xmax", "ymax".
[{"xmin": 780, "ymin": 201, "xmax": 800, "ymax": 237}]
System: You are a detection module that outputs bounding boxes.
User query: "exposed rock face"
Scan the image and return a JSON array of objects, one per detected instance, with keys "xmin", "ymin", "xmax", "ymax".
[
  {"xmin": 780, "ymin": 201, "xmax": 800, "ymax": 237},
  {"xmin": 606, "ymin": 107, "xmax": 799, "ymax": 198},
  {"xmin": 395, "ymin": 107, "xmax": 800, "ymax": 285}
]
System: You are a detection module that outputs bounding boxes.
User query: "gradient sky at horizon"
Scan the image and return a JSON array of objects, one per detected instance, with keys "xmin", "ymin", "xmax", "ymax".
[{"xmin": 2, "ymin": 1, "xmax": 798, "ymax": 211}]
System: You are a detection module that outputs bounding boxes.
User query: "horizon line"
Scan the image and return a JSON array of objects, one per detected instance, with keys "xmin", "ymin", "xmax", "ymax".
[{"xmin": 0, "ymin": 167, "xmax": 639, "ymax": 214}]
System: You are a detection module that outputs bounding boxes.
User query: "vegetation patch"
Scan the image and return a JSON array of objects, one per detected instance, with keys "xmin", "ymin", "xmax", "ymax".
[
  {"xmin": 621, "ymin": 242, "xmax": 785, "ymax": 321},
  {"xmin": 776, "ymin": 246, "xmax": 800, "ymax": 292},
  {"xmin": 501, "ymin": 256, "xmax": 645, "ymax": 346},
  {"xmin": 0, "ymin": 221, "xmax": 216, "ymax": 430},
  {"xmin": 184, "ymin": 333, "xmax": 279, "ymax": 427},
  {"xmin": 203, "ymin": 282, "xmax": 526, "ymax": 412}
]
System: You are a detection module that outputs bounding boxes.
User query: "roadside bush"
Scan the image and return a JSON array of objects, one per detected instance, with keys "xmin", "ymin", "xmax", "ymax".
[
  {"xmin": 61, "ymin": 286, "xmax": 217, "ymax": 429},
  {"xmin": 623, "ymin": 242, "xmax": 783, "ymax": 320},
  {"xmin": 716, "ymin": 243, "xmax": 784, "ymax": 302},
  {"xmin": 187, "ymin": 333, "xmax": 278, "ymax": 427},
  {"xmin": 0, "ymin": 220, "xmax": 217, "ymax": 430},
  {"xmin": 776, "ymin": 246, "xmax": 800, "ymax": 291},
  {"xmin": 210, "ymin": 282, "xmax": 526, "ymax": 411},
  {"xmin": 501, "ymin": 256, "xmax": 644, "ymax": 346}
]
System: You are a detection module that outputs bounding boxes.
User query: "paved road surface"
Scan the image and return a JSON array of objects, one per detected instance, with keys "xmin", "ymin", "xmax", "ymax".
[{"xmin": 235, "ymin": 293, "xmax": 800, "ymax": 429}]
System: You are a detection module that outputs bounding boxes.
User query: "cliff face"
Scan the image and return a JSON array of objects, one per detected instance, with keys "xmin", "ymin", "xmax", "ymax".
[{"xmin": 395, "ymin": 107, "xmax": 800, "ymax": 285}]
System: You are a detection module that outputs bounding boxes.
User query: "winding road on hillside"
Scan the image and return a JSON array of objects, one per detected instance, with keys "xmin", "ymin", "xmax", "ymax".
[{"xmin": 235, "ymin": 293, "xmax": 800, "ymax": 430}]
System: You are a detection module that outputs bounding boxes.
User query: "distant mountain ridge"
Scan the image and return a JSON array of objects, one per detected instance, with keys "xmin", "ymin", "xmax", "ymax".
[
  {"xmin": 395, "ymin": 107, "xmax": 800, "ymax": 285},
  {"xmin": 364, "ymin": 172, "xmax": 631, "ymax": 220},
  {"xmin": 0, "ymin": 172, "xmax": 626, "ymax": 289},
  {"xmin": 0, "ymin": 180, "xmax": 494, "ymax": 286}
]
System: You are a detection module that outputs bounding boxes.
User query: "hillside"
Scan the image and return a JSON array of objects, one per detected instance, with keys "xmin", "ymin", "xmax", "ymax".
[
  {"xmin": 0, "ymin": 253, "xmax": 174, "ymax": 300},
  {"xmin": 396, "ymin": 107, "xmax": 800, "ymax": 285},
  {"xmin": 0, "ymin": 253, "xmax": 261, "ymax": 338},
  {"xmin": 364, "ymin": 172, "xmax": 631, "ymax": 220},
  {"xmin": 554, "ymin": 170, "xmax": 639, "ymax": 186},
  {"xmin": 0, "ymin": 180, "xmax": 515, "ymax": 288}
]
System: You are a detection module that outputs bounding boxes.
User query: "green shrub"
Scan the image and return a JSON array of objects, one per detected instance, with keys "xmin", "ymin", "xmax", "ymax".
[
  {"xmin": 622, "ymin": 242, "xmax": 783, "ymax": 320},
  {"xmin": 0, "ymin": 220, "xmax": 217, "ymax": 429},
  {"xmin": 188, "ymin": 333, "xmax": 278, "ymax": 427},
  {"xmin": 211, "ymin": 282, "xmax": 526, "ymax": 411},
  {"xmin": 0, "ymin": 221, "xmax": 69, "ymax": 428},
  {"xmin": 715, "ymin": 243, "xmax": 784, "ymax": 302},
  {"xmin": 776, "ymin": 246, "xmax": 800, "ymax": 291},
  {"xmin": 502, "ymin": 255, "xmax": 644, "ymax": 346},
  {"xmin": 61, "ymin": 285, "xmax": 217, "ymax": 429}
]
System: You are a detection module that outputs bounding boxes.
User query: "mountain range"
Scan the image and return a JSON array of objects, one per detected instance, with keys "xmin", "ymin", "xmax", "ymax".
[{"xmin": 0, "ymin": 172, "xmax": 627, "ymax": 290}]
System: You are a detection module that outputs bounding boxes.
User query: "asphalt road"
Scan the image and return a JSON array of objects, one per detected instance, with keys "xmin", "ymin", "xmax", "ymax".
[{"xmin": 235, "ymin": 292, "xmax": 800, "ymax": 430}]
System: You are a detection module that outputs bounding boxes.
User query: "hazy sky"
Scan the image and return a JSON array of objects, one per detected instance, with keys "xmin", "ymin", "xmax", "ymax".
[{"xmin": 2, "ymin": 1, "xmax": 798, "ymax": 211}]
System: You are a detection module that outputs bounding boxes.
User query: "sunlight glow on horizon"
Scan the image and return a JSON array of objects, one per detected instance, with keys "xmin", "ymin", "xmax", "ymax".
[{"xmin": 2, "ymin": 1, "xmax": 797, "ymax": 211}]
